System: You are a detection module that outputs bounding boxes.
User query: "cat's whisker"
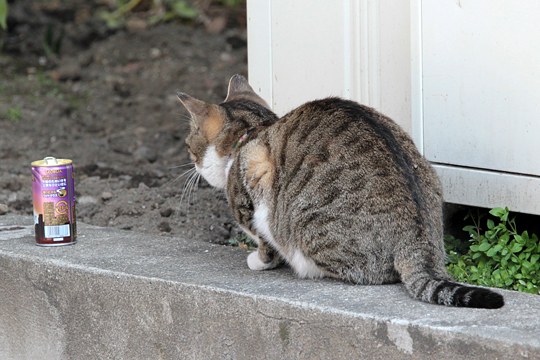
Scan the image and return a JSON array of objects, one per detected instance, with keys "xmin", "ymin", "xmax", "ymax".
[
  {"xmin": 178, "ymin": 175, "xmax": 192, "ymax": 206},
  {"xmin": 182, "ymin": 172, "xmax": 195, "ymax": 205},
  {"xmin": 188, "ymin": 172, "xmax": 201, "ymax": 205},
  {"xmin": 168, "ymin": 162, "xmax": 196, "ymax": 170},
  {"xmin": 179, "ymin": 167, "xmax": 197, "ymax": 178},
  {"xmin": 177, "ymin": 113, "xmax": 193, "ymax": 122},
  {"xmin": 180, "ymin": 169, "xmax": 199, "ymax": 207},
  {"xmin": 164, "ymin": 166, "xmax": 197, "ymax": 187}
]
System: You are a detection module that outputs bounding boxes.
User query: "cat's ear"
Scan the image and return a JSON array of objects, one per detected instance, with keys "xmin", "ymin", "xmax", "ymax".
[
  {"xmin": 225, "ymin": 74, "xmax": 270, "ymax": 109},
  {"xmin": 225, "ymin": 74, "xmax": 253, "ymax": 99},
  {"xmin": 177, "ymin": 92, "xmax": 209, "ymax": 120},
  {"xmin": 177, "ymin": 92, "xmax": 224, "ymax": 141}
]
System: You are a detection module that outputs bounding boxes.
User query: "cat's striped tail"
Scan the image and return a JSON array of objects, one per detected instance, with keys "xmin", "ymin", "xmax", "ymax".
[{"xmin": 402, "ymin": 274, "xmax": 504, "ymax": 308}]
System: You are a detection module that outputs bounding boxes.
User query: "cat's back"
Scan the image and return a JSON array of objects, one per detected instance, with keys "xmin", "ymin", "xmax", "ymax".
[
  {"xmin": 268, "ymin": 97, "xmax": 433, "ymax": 183},
  {"xmin": 264, "ymin": 97, "xmax": 442, "ymax": 236}
]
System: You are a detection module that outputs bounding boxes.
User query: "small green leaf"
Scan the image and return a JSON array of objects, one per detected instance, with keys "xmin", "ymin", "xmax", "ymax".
[
  {"xmin": 0, "ymin": 0, "xmax": 7, "ymax": 30},
  {"xmin": 172, "ymin": 1, "xmax": 198, "ymax": 19},
  {"xmin": 514, "ymin": 234, "xmax": 524, "ymax": 244},
  {"xmin": 478, "ymin": 242, "xmax": 491, "ymax": 252},
  {"xmin": 487, "ymin": 219, "xmax": 495, "ymax": 229},
  {"xmin": 486, "ymin": 246, "xmax": 499, "ymax": 257},
  {"xmin": 463, "ymin": 225, "xmax": 477, "ymax": 235},
  {"xmin": 489, "ymin": 207, "xmax": 506, "ymax": 218},
  {"xmin": 472, "ymin": 252, "xmax": 482, "ymax": 260},
  {"xmin": 512, "ymin": 243, "xmax": 523, "ymax": 253},
  {"xmin": 500, "ymin": 233, "xmax": 510, "ymax": 244}
]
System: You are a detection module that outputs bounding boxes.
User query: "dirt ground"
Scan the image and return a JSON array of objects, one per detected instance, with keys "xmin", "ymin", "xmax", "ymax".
[{"xmin": 0, "ymin": 1, "xmax": 248, "ymax": 244}]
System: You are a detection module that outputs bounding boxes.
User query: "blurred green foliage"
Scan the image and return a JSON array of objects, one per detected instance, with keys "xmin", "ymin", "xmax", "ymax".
[
  {"xmin": 43, "ymin": 24, "xmax": 64, "ymax": 57},
  {"xmin": 0, "ymin": 0, "xmax": 8, "ymax": 30},
  {"xmin": 101, "ymin": 0, "xmax": 243, "ymax": 29},
  {"xmin": 4, "ymin": 106, "xmax": 22, "ymax": 123},
  {"xmin": 228, "ymin": 233, "xmax": 257, "ymax": 250},
  {"xmin": 446, "ymin": 207, "xmax": 540, "ymax": 295}
]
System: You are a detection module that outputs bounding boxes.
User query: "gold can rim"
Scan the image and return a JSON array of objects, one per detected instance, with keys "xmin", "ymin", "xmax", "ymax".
[{"xmin": 31, "ymin": 157, "xmax": 73, "ymax": 167}]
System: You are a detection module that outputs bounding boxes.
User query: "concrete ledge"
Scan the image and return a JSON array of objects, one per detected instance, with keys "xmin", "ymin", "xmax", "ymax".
[{"xmin": 0, "ymin": 214, "xmax": 539, "ymax": 360}]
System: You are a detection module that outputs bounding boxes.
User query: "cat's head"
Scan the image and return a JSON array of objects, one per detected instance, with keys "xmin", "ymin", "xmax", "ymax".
[{"xmin": 177, "ymin": 74, "xmax": 276, "ymax": 189}]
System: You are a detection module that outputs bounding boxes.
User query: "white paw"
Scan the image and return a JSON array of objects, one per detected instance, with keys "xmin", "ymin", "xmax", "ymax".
[{"xmin": 247, "ymin": 251, "xmax": 272, "ymax": 271}]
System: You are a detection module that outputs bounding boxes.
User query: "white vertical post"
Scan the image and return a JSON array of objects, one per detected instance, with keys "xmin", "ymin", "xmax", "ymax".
[
  {"xmin": 410, "ymin": 0, "xmax": 424, "ymax": 153},
  {"xmin": 247, "ymin": 0, "xmax": 273, "ymax": 107}
]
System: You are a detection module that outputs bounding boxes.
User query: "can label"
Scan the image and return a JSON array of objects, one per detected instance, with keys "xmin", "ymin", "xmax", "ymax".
[{"xmin": 31, "ymin": 157, "xmax": 77, "ymax": 246}]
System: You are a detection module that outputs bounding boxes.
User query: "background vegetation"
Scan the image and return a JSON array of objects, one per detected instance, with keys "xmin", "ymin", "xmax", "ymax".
[
  {"xmin": 0, "ymin": 0, "xmax": 244, "ymax": 33},
  {"xmin": 446, "ymin": 207, "xmax": 540, "ymax": 295},
  {"xmin": 0, "ymin": 0, "xmax": 7, "ymax": 31}
]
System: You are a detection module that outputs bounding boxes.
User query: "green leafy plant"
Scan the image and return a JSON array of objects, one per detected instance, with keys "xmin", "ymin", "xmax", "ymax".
[
  {"xmin": 446, "ymin": 207, "xmax": 540, "ymax": 294},
  {"xmin": 0, "ymin": 0, "xmax": 7, "ymax": 31},
  {"xmin": 167, "ymin": 0, "xmax": 198, "ymax": 19},
  {"xmin": 101, "ymin": 0, "xmax": 199, "ymax": 29},
  {"xmin": 4, "ymin": 106, "xmax": 22, "ymax": 122},
  {"xmin": 219, "ymin": 0, "xmax": 243, "ymax": 7},
  {"xmin": 37, "ymin": 71, "xmax": 63, "ymax": 99},
  {"xmin": 228, "ymin": 233, "xmax": 256, "ymax": 250},
  {"xmin": 100, "ymin": 0, "xmax": 244, "ymax": 29}
]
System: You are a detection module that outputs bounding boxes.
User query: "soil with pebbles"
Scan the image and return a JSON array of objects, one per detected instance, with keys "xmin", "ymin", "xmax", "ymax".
[{"xmin": 0, "ymin": 1, "xmax": 247, "ymax": 244}]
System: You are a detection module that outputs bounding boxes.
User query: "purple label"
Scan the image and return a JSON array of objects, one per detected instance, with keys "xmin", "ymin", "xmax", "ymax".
[{"xmin": 32, "ymin": 162, "xmax": 77, "ymax": 245}]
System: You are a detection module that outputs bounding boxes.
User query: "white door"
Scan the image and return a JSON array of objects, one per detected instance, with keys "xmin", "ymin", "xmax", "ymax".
[{"xmin": 421, "ymin": 0, "xmax": 540, "ymax": 176}]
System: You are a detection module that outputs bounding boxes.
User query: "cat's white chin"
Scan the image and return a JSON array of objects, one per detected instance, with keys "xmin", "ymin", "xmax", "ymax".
[{"xmin": 197, "ymin": 145, "xmax": 228, "ymax": 189}]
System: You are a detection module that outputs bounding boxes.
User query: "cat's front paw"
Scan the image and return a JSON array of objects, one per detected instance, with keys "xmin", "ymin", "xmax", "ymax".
[{"xmin": 247, "ymin": 251, "xmax": 277, "ymax": 271}]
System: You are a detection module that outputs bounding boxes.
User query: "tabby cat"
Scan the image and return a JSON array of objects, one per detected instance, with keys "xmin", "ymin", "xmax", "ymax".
[{"xmin": 177, "ymin": 74, "xmax": 504, "ymax": 308}]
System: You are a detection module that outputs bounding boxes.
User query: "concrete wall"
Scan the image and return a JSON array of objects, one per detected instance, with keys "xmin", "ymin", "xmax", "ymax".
[{"xmin": 0, "ymin": 216, "xmax": 539, "ymax": 359}]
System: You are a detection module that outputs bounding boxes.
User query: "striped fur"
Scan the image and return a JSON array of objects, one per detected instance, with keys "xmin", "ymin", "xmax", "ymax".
[{"xmin": 178, "ymin": 75, "xmax": 504, "ymax": 309}]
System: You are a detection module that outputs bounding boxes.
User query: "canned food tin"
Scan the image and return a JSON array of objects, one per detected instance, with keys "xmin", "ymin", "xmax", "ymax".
[{"xmin": 31, "ymin": 156, "xmax": 77, "ymax": 246}]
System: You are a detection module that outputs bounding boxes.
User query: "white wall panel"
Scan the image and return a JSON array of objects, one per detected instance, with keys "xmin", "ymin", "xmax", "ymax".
[
  {"xmin": 422, "ymin": 0, "xmax": 540, "ymax": 176},
  {"xmin": 270, "ymin": 0, "xmax": 350, "ymax": 114},
  {"xmin": 247, "ymin": 0, "xmax": 273, "ymax": 104},
  {"xmin": 247, "ymin": 0, "xmax": 540, "ymax": 214}
]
